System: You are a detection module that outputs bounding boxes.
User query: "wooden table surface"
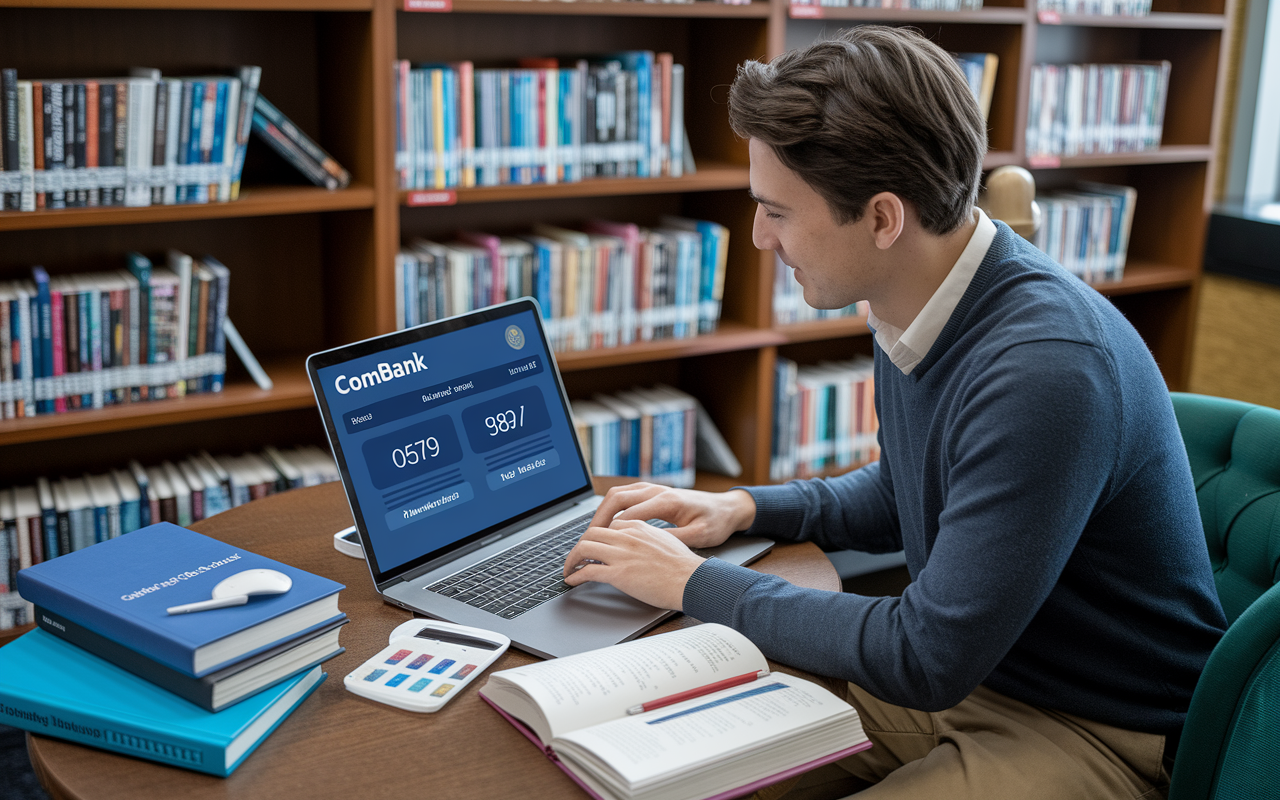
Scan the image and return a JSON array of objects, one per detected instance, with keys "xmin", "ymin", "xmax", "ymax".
[{"xmin": 28, "ymin": 480, "xmax": 841, "ymax": 800}]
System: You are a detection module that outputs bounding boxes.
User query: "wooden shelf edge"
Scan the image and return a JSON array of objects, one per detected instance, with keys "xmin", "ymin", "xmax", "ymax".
[
  {"xmin": 776, "ymin": 314, "xmax": 872, "ymax": 344},
  {"xmin": 431, "ymin": 0, "xmax": 771, "ymax": 17},
  {"xmin": 0, "ymin": 185, "xmax": 376, "ymax": 232},
  {"xmin": 0, "ymin": 359, "xmax": 315, "ymax": 446},
  {"xmin": 1043, "ymin": 11, "xmax": 1225, "ymax": 29},
  {"xmin": 554, "ymin": 323, "xmax": 783, "ymax": 371},
  {"xmin": 401, "ymin": 164, "xmax": 750, "ymax": 206},
  {"xmin": 1089, "ymin": 261, "xmax": 1196, "ymax": 296},
  {"xmin": 789, "ymin": 5, "xmax": 1027, "ymax": 23},
  {"xmin": 1027, "ymin": 146, "xmax": 1213, "ymax": 169}
]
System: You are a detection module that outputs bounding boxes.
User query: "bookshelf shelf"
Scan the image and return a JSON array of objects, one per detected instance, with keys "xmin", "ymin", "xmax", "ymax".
[
  {"xmin": 0, "ymin": 186, "xmax": 377, "ymax": 232},
  {"xmin": 0, "ymin": 359, "xmax": 314, "ymax": 447},
  {"xmin": 1039, "ymin": 12, "xmax": 1226, "ymax": 29},
  {"xmin": 788, "ymin": 5, "xmax": 1028, "ymax": 23},
  {"xmin": 1027, "ymin": 146, "xmax": 1215, "ymax": 169},
  {"xmin": 555, "ymin": 324, "xmax": 785, "ymax": 371},
  {"xmin": 1091, "ymin": 261, "xmax": 1197, "ymax": 296},
  {"xmin": 0, "ymin": 0, "xmax": 1235, "ymax": 556},
  {"xmin": 401, "ymin": 164, "xmax": 751, "ymax": 206},
  {"xmin": 434, "ymin": 0, "xmax": 773, "ymax": 17},
  {"xmin": 777, "ymin": 315, "xmax": 873, "ymax": 344}
]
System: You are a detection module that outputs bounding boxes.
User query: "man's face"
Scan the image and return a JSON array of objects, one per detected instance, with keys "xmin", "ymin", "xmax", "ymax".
[{"xmin": 748, "ymin": 138, "xmax": 877, "ymax": 310}]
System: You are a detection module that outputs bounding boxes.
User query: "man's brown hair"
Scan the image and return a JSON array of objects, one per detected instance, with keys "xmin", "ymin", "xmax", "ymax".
[{"xmin": 728, "ymin": 26, "xmax": 986, "ymax": 235}]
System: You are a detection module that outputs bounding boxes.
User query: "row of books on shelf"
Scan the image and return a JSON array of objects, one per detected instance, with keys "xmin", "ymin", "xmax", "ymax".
[
  {"xmin": 1032, "ymin": 181, "xmax": 1137, "ymax": 284},
  {"xmin": 791, "ymin": 0, "xmax": 983, "ymax": 8},
  {"xmin": 1036, "ymin": 0, "xmax": 1153, "ymax": 15},
  {"xmin": 954, "ymin": 53, "xmax": 998, "ymax": 122},
  {"xmin": 771, "ymin": 356, "xmax": 880, "ymax": 482},
  {"xmin": 394, "ymin": 51, "xmax": 689, "ymax": 190},
  {"xmin": 0, "ymin": 444, "xmax": 340, "ymax": 630},
  {"xmin": 0, "ymin": 66, "xmax": 349, "ymax": 213},
  {"xmin": 0, "ymin": 251, "xmax": 231, "ymax": 419},
  {"xmin": 1, "ymin": 524, "xmax": 342, "ymax": 774},
  {"xmin": 1027, "ymin": 61, "xmax": 1171, "ymax": 157},
  {"xmin": 396, "ymin": 217, "xmax": 728, "ymax": 351},
  {"xmin": 774, "ymin": 254, "xmax": 867, "ymax": 326}
]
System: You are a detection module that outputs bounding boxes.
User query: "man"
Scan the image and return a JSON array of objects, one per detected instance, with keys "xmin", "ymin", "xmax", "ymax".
[{"xmin": 561, "ymin": 26, "xmax": 1226, "ymax": 799}]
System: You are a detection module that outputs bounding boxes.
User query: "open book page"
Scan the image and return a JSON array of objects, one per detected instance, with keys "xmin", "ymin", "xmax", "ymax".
[
  {"xmin": 554, "ymin": 672, "xmax": 863, "ymax": 799},
  {"xmin": 480, "ymin": 624, "xmax": 768, "ymax": 743}
]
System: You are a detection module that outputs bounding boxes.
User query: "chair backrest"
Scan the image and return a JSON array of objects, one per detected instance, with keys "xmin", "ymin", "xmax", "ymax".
[{"xmin": 1168, "ymin": 393, "xmax": 1280, "ymax": 800}]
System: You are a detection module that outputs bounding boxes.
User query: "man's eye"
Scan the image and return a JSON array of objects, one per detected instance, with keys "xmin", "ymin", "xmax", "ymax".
[{"xmin": 766, "ymin": 212, "xmax": 783, "ymax": 220}]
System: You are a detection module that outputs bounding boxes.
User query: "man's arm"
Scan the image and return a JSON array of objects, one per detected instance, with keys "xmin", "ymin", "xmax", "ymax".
[{"xmin": 685, "ymin": 340, "xmax": 1122, "ymax": 710}]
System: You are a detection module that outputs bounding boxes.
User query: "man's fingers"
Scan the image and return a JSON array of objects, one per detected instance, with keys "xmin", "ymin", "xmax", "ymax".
[
  {"xmin": 563, "ymin": 562, "xmax": 610, "ymax": 587},
  {"xmin": 589, "ymin": 483, "xmax": 662, "ymax": 528},
  {"xmin": 562, "ymin": 537, "xmax": 616, "ymax": 577}
]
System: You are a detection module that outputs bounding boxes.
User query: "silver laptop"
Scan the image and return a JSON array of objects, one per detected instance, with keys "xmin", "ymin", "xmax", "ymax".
[{"xmin": 307, "ymin": 298, "xmax": 772, "ymax": 658}]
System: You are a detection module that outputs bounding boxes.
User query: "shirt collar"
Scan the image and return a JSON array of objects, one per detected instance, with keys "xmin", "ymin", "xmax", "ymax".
[{"xmin": 868, "ymin": 207, "xmax": 997, "ymax": 375}]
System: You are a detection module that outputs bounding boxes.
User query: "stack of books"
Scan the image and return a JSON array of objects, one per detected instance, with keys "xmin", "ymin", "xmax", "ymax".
[
  {"xmin": 0, "ymin": 445, "xmax": 340, "ymax": 630},
  {"xmin": 1032, "ymin": 181, "xmax": 1137, "ymax": 284},
  {"xmin": 771, "ymin": 356, "xmax": 879, "ymax": 482},
  {"xmin": 0, "ymin": 523, "xmax": 344, "ymax": 775},
  {"xmin": 773, "ymin": 254, "xmax": 867, "ymax": 326},
  {"xmin": 570, "ymin": 385, "xmax": 701, "ymax": 488},
  {"xmin": 1027, "ymin": 61, "xmax": 1171, "ymax": 157},
  {"xmin": 394, "ymin": 51, "xmax": 690, "ymax": 190},
  {"xmin": 0, "ymin": 65, "xmax": 349, "ymax": 213},
  {"xmin": 396, "ymin": 216, "xmax": 729, "ymax": 350},
  {"xmin": 0, "ymin": 250, "xmax": 232, "ymax": 419}
]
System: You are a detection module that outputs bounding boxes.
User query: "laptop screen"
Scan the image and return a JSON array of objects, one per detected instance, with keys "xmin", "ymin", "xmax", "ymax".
[{"xmin": 309, "ymin": 301, "xmax": 592, "ymax": 585}]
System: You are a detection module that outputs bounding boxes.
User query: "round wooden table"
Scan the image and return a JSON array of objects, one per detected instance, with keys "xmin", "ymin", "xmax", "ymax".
[{"xmin": 28, "ymin": 480, "xmax": 842, "ymax": 800}]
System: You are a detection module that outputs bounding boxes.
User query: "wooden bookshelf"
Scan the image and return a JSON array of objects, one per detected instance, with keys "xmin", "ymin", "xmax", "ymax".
[{"xmin": 0, "ymin": 0, "xmax": 1235, "ymax": 619}]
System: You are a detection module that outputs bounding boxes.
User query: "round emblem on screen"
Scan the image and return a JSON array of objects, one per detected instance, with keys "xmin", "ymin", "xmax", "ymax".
[{"xmin": 505, "ymin": 325, "xmax": 525, "ymax": 350}]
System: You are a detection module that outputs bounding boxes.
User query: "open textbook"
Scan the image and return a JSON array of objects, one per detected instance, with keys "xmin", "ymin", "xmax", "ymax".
[{"xmin": 478, "ymin": 624, "xmax": 870, "ymax": 800}]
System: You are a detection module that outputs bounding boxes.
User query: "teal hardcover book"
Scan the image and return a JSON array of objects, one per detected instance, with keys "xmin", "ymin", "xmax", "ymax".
[
  {"xmin": 15, "ymin": 522, "xmax": 344, "ymax": 677},
  {"xmin": 0, "ymin": 629, "xmax": 325, "ymax": 776}
]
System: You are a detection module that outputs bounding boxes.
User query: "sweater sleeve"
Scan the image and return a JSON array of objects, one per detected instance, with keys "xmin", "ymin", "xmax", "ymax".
[
  {"xmin": 684, "ymin": 340, "xmax": 1121, "ymax": 711},
  {"xmin": 735, "ymin": 437, "xmax": 903, "ymax": 555}
]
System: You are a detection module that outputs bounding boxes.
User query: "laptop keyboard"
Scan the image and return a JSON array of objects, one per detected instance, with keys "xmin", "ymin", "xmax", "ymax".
[{"xmin": 426, "ymin": 513, "xmax": 673, "ymax": 620}]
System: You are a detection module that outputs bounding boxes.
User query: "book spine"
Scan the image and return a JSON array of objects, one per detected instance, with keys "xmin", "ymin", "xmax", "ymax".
[
  {"xmin": 251, "ymin": 113, "xmax": 337, "ymax": 189},
  {"xmin": 230, "ymin": 67, "xmax": 261, "ymax": 201},
  {"xmin": 35, "ymin": 606, "xmax": 214, "ymax": 709},
  {"xmin": 45, "ymin": 83, "xmax": 64, "ymax": 209},
  {"xmin": 97, "ymin": 84, "xmax": 114, "ymax": 206},
  {"xmin": 2, "ymin": 68, "xmax": 19, "ymax": 210},
  {"xmin": 74, "ymin": 83, "xmax": 88, "ymax": 207},
  {"xmin": 150, "ymin": 79, "xmax": 168, "ymax": 206},
  {"xmin": 112, "ymin": 81, "xmax": 127, "ymax": 206},
  {"xmin": 252, "ymin": 94, "xmax": 349, "ymax": 187}
]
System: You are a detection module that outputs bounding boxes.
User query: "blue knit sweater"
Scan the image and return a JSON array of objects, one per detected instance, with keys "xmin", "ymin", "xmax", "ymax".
[{"xmin": 684, "ymin": 223, "xmax": 1226, "ymax": 735}]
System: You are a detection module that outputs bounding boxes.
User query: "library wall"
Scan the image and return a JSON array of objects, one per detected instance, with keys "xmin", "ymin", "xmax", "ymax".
[{"xmin": 1189, "ymin": 273, "xmax": 1280, "ymax": 408}]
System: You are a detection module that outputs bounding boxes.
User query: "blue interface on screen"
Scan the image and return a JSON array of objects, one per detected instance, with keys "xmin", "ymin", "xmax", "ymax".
[{"xmin": 317, "ymin": 309, "xmax": 588, "ymax": 573}]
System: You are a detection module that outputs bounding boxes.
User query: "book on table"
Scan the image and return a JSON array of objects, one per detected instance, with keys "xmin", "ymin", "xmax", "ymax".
[
  {"xmin": 478, "ymin": 623, "xmax": 870, "ymax": 800},
  {"xmin": 33, "ymin": 606, "xmax": 346, "ymax": 712},
  {"xmin": 0, "ymin": 628, "xmax": 324, "ymax": 777},
  {"xmin": 15, "ymin": 522, "xmax": 345, "ymax": 677}
]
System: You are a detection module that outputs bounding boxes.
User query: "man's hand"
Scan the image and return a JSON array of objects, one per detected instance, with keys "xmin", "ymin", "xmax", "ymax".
[
  {"xmin": 587, "ymin": 483, "xmax": 758, "ymax": 549},
  {"xmin": 561, "ymin": 520, "xmax": 706, "ymax": 610}
]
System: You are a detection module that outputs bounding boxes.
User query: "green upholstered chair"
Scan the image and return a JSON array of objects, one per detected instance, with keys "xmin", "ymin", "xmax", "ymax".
[{"xmin": 1168, "ymin": 393, "xmax": 1280, "ymax": 800}]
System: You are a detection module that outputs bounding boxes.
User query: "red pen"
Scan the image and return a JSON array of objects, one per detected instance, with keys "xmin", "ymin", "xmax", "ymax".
[{"xmin": 626, "ymin": 670, "xmax": 771, "ymax": 715}]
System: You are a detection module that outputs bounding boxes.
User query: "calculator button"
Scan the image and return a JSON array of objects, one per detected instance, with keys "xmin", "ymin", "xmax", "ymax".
[
  {"xmin": 431, "ymin": 683, "xmax": 456, "ymax": 697},
  {"xmin": 408, "ymin": 679, "xmax": 433, "ymax": 693},
  {"xmin": 386, "ymin": 673, "xmax": 409, "ymax": 688},
  {"xmin": 407, "ymin": 654, "xmax": 432, "ymax": 669},
  {"xmin": 364, "ymin": 669, "xmax": 388, "ymax": 682}
]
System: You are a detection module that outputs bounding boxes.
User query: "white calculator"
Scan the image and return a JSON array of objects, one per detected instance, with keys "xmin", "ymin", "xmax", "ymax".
[{"xmin": 343, "ymin": 620, "xmax": 510, "ymax": 712}]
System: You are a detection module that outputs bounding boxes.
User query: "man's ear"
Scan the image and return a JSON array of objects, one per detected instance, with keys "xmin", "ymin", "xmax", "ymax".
[{"xmin": 867, "ymin": 192, "xmax": 905, "ymax": 250}]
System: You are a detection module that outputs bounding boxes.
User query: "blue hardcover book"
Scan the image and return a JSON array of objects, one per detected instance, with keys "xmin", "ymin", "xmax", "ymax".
[
  {"xmin": 16, "ymin": 522, "xmax": 344, "ymax": 677},
  {"xmin": 186, "ymin": 81, "xmax": 206, "ymax": 204},
  {"xmin": 30, "ymin": 267, "xmax": 54, "ymax": 414},
  {"xmin": 208, "ymin": 80, "xmax": 228, "ymax": 203},
  {"xmin": 0, "ymin": 629, "xmax": 324, "ymax": 776}
]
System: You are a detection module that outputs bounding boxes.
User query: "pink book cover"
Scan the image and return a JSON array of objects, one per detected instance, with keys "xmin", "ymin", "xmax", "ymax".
[
  {"xmin": 480, "ymin": 692, "xmax": 872, "ymax": 800},
  {"xmin": 457, "ymin": 230, "xmax": 504, "ymax": 306},
  {"xmin": 584, "ymin": 220, "xmax": 640, "ymax": 344}
]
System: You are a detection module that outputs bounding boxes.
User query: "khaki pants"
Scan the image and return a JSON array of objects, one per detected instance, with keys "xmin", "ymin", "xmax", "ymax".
[{"xmin": 761, "ymin": 683, "xmax": 1170, "ymax": 800}]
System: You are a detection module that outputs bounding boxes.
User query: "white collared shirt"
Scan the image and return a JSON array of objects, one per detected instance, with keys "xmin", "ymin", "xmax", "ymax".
[{"xmin": 868, "ymin": 208, "xmax": 997, "ymax": 375}]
